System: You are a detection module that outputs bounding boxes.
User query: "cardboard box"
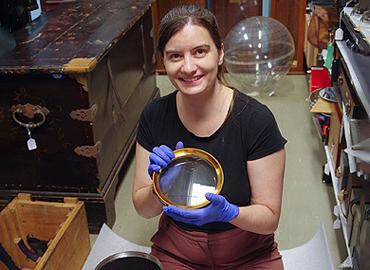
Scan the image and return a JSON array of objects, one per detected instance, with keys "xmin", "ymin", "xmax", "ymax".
[{"xmin": 0, "ymin": 194, "xmax": 90, "ymax": 270}]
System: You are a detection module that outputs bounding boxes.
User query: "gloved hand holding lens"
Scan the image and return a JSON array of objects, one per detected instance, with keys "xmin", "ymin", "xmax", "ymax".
[
  {"xmin": 163, "ymin": 192, "xmax": 239, "ymax": 226},
  {"xmin": 148, "ymin": 141, "xmax": 184, "ymax": 178}
]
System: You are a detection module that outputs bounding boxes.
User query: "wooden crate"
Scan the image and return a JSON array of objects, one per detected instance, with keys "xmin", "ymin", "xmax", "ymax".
[{"xmin": 0, "ymin": 194, "xmax": 90, "ymax": 270}]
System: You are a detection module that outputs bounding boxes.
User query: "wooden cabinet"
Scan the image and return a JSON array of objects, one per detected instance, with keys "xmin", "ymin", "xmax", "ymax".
[
  {"xmin": 0, "ymin": 0, "xmax": 158, "ymax": 232},
  {"xmin": 270, "ymin": 0, "xmax": 306, "ymax": 74},
  {"xmin": 210, "ymin": 0, "xmax": 262, "ymax": 38}
]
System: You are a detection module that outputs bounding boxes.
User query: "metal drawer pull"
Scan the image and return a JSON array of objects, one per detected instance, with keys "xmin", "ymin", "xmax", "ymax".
[
  {"xmin": 10, "ymin": 104, "xmax": 49, "ymax": 151},
  {"xmin": 10, "ymin": 103, "xmax": 49, "ymax": 128}
]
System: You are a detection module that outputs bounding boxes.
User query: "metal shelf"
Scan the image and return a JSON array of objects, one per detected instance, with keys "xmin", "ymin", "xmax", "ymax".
[
  {"xmin": 336, "ymin": 41, "xmax": 370, "ymax": 119},
  {"xmin": 324, "ymin": 145, "xmax": 353, "ymax": 268}
]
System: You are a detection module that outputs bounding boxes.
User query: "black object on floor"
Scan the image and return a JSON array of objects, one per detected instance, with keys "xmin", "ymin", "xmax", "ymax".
[{"xmin": 0, "ymin": 243, "xmax": 20, "ymax": 270}]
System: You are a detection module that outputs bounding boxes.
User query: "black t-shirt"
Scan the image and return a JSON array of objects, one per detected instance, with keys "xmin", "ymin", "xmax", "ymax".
[{"xmin": 137, "ymin": 89, "xmax": 287, "ymax": 233}]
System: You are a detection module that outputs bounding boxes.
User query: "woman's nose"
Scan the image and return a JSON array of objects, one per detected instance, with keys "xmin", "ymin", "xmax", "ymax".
[{"xmin": 181, "ymin": 55, "xmax": 196, "ymax": 73}]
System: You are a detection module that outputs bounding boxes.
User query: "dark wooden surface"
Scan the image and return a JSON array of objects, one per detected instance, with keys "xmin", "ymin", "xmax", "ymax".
[
  {"xmin": 0, "ymin": 74, "xmax": 96, "ymax": 191},
  {"xmin": 210, "ymin": 0, "xmax": 262, "ymax": 39},
  {"xmin": 0, "ymin": 0, "xmax": 158, "ymax": 233},
  {"xmin": 0, "ymin": 0, "xmax": 150, "ymax": 74},
  {"xmin": 270, "ymin": 0, "xmax": 306, "ymax": 74}
]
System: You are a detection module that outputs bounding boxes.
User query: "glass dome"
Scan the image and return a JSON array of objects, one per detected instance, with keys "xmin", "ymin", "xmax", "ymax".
[{"xmin": 224, "ymin": 16, "xmax": 295, "ymax": 95}]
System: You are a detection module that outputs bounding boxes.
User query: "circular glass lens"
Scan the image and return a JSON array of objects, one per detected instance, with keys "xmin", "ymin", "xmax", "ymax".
[{"xmin": 159, "ymin": 156, "xmax": 218, "ymax": 207}]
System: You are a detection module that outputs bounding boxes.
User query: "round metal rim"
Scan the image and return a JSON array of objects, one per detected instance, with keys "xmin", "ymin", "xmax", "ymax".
[
  {"xmin": 153, "ymin": 147, "xmax": 224, "ymax": 209},
  {"xmin": 319, "ymin": 87, "xmax": 337, "ymax": 103},
  {"xmin": 95, "ymin": 251, "xmax": 162, "ymax": 270}
]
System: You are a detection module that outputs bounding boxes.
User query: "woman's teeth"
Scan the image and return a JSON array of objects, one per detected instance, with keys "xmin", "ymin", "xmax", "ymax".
[{"xmin": 182, "ymin": 75, "xmax": 202, "ymax": 82}]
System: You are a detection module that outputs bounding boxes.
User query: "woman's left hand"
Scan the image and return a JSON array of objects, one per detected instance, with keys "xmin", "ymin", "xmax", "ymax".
[{"xmin": 163, "ymin": 193, "xmax": 239, "ymax": 226}]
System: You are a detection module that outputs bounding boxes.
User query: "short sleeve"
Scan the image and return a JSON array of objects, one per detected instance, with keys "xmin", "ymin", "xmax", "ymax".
[
  {"xmin": 136, "ymin": 104, "xmax": 155, "ymax": 152},
  {"xmin": 246, "ymin": 105, "xmax": 287, "ymax": 161}
]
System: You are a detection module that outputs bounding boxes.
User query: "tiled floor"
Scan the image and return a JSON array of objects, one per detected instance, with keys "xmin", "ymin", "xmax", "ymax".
[{"xmin": 91, "ymin": 75, "xmax": 348, "ymax": 269}]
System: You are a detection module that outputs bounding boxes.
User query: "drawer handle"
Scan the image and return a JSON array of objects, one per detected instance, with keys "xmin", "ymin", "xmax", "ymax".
[{"xmin": 10, "ymin": 103, "xmax": 49, "ymax": 128}]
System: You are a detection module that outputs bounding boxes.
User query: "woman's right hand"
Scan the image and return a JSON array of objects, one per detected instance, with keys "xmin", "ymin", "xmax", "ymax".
[{"xmin": 148, "ymin": 141, "xmax": 184, "ymax": 178}]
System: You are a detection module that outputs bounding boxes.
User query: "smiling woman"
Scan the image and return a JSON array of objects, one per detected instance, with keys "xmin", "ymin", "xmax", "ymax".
[
  {"xmin": 162, "ymin": 24, "xmax": 222, "ymax": 98},
  {"xmin": 132, "ymin": 4, "xmax": 287, "ymax": 270}
]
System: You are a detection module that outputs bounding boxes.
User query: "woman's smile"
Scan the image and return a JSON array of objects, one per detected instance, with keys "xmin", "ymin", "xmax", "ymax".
[{"xmin": 179, "ymin": 75, "xmax": 204, "ymax": 83}]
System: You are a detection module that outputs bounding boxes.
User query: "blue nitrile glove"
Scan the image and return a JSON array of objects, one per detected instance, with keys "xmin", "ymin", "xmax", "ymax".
[
  {"xmin": 163, "ymin": 193, "xmax": 239, "ymax": 226},
  {"xmin": 148, "ymin": 141, "xmax": 184, "ymax": 178}
]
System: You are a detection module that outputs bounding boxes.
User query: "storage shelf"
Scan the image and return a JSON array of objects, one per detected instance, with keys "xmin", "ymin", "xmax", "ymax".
[
  {"xmin": 336, "ymin": 41, "xmax": 370, "ymax": 119},
  {"xmin": 324, "ymin": 145, "xmax": 352, "ymax": 267}
]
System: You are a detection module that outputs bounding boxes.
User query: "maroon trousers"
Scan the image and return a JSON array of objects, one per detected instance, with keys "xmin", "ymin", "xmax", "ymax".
[{"xmin": 150, "ymin": 215, "xmax": 283, "ymax": 270}]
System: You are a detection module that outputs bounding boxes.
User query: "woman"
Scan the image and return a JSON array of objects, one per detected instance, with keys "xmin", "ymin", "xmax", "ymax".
[{"xmin": 133, "ymin": 4, "xmax": 286, "ymax": 269}]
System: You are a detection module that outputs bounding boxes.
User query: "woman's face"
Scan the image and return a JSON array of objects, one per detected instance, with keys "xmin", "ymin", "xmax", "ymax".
[{"xmin": 163, "ymin": 23, "xmax": 223, "ymax": 96}]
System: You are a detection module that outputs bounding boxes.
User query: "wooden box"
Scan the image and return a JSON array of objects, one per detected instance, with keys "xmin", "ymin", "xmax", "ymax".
[
  {"xmin": 0, "ymin": 194, "xmax": 90, "ymax": 270},
  {"xmin": 0, "ymin": 0, "xmax": 159, "ymax": 232}
]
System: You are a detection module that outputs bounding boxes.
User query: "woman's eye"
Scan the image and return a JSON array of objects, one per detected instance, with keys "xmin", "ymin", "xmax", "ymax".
[
  {"xmin": 194, "ymin": 48, "xmax": 206, "ymax": 57},
  {"xmin": 169, "ymin": 54, "xmax": 182, "ymax": 61}
]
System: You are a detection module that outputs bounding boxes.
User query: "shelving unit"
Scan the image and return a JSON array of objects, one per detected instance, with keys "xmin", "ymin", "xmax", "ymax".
[
  {"xmin": 323, "ymin": 145, "xmax": 352, "ymax": 268},
  {"xmin": 307, "ymin": 4, "xmax": 370, "ymax": 268},
  {"xmin": 336, "ymin": 42, "xmax": 370, "ymax": 119},
  {"xmin": 315, "ymin": 38, "xmax": 370, "ymax": 270}
]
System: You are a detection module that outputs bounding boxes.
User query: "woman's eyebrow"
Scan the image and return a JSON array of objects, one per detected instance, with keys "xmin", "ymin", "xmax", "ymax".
[
  {"xmin": 165, "ymin": 44, "xmax": 211, "ymax": 55},
  {"xmin": 193, "ymin": 45, "xmax": 210, "ymax": 50},
  {"xmin": 165, "ymin": 49, "xmax": 180, "ymax": 55}
]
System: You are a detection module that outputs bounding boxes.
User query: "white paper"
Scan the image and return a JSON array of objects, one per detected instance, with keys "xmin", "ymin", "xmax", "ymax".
[
  {"xmin": 339, "ymin": 256, "xmax": 353, "ymax": 269},
  {"xmin": 333, "ymin": 218, "xmax": 341, "ymax": 230},
  {"xmin": 82, "ymin": 224, "xmax": 151, "ymax": 270},
  {"xmin": 335, "ymin": 28, "xmax": 344, "ymax": 41},
  {"xmin": 189, "ymin": 184, "xmax": 215, "ymax": 205},
  {"xmin": 324, "ymin": 163, "xmax": 330, "ymax": 176},
  {"xmin": 280, "ymin": 224, "xmax": 335, "ymax": 270}
]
